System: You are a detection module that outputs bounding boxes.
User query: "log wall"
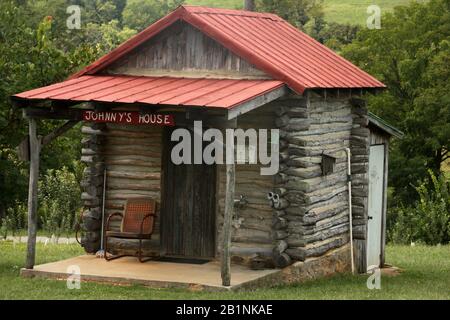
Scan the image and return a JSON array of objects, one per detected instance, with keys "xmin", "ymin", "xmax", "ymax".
[
  {"xmin": 80, "ymin": 123, "xmax": 163, "ymax": 255},
  {"xmin": 214, "ymin": 94, "xmax": 374, "ymax": 270},
  {"xmin": 349, "ymin": 99, "xmax": 370, "ymax": 272},
  {"xmin": 80, "ymin": 123, "xmax": 106, "ymax": 253},
  {"xmin": 216, "ymin": 105, "xmax": 277, "ymax": 265},
  {"xmin": 273, "ymin": 93, "xmax": 353, "ymax": 267},
  {"xmin": 79, "ymin": 94, "xmax": 374, "ymax": 273}
]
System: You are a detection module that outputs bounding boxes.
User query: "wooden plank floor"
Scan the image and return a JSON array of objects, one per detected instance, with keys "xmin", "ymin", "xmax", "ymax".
[{"xmin": 20, "ymin": 255, "xmax": 281, "ymax": 291}]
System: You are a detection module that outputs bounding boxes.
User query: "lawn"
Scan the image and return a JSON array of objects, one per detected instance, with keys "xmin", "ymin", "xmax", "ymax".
[
  {"xmin": 321, "ymin": 0, "xmax": 425, "ymax": 25},
  {"xmin": 0, "ymin": 242, "xmax": 449, "ymax": 299},
  {"xmin": 184, "ymin": 0, "xmax": 426, "ymax": 25}
]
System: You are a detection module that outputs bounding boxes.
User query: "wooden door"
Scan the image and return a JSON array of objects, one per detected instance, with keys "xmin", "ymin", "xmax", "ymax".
[
  {"xmin": 160, "ymin": 128, "xmax": 216, "ymax": 259},
  {"xmin": 367, "ymin": 144, "xmax": 385, "ymax": 270}
]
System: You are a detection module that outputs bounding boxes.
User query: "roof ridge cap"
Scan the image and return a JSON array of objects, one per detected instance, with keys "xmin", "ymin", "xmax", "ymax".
[{"xmin": 182, "ymin": 5, "xmax": 282, "ymax": 21}]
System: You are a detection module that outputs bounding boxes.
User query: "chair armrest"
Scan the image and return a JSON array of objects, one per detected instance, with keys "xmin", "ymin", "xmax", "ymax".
[
  {"xmin": 106, "ymin": 212, "xmax": 123, "ymax": 231},
  {"xmin": 139, "ymin": 213, "xmax": 156, "ymax": 235}
]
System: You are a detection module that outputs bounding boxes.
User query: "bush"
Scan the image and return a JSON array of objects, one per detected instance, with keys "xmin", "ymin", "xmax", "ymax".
[
  {"xmin": 389, "ymin": 170, "xmax": 450, "ymax": 244},
  {"xmin": 38, "ymin": 165, "xmax": 82, "ymax": 237},
  {"xmin": 0, "ymin": 202, "xmax": 27, "ymax": 238},
  {"xmin": 1, "ymin": 162, "xmax": 83, "ymax": 238}
]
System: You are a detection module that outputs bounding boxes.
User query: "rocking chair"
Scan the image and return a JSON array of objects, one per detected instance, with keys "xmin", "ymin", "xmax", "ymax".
[{"xmin": 104, "ymin": 198, "xmax": 156, "ymax": 262}]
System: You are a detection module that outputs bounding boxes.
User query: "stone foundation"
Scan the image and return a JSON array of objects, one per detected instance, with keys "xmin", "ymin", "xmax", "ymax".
[{"xmin": 235, "ymin": 243, "xmax": 351, "ymax": 290}]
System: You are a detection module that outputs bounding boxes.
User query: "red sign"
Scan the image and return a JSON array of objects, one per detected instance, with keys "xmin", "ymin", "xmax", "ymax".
[{"xmin": 82, "ymin": 111, "xmax": 175, "ymax": 126}]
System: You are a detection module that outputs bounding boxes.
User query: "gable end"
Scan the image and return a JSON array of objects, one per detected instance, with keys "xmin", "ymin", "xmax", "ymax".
[{"xmin": 103, "ymin": 21, "xmax": 270, "ymax": 80}]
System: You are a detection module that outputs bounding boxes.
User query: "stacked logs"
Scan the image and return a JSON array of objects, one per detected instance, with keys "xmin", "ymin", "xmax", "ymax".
[
  {"xmin": 272, "ymin": 95, "xmax": 353, "ymax": 266},
  {"xmin": 349, "ymin": 98, "xmax": 370, "ymax": 272},
  {"xmin": 350, "ymin": 99, "xmax": 370, "ymax": 238},
  {"xmin": 80, "ymin": 123, "xmax": 106, "ymax": 253},
  {"xmin": 79, "ymin": 123, "xmax": 163, "ymax": 255},
  {"xmin": 268, "ymin": 189, "xmax": 291, "ymax": 267},
  {"xmin": 216, "ymin": 106, "xmax": 279, "ymax": 265}
]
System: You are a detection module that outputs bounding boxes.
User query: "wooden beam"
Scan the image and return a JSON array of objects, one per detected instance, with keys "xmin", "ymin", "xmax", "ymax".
[
  {"xmin": 23, "ymin": 107, "xmax": 83, "ymax": 120},
  {"xmin": 41, "ymin": 120, "xmax": 79, "ymax": 146},
  {"xmin": 227, "ymin": 85, "xmax": 288, "ymax": 120},
  {"xmin": 221, "ymin": 162, "xmax": 235, "ymax": 286},
  {"xmin": 25, "ymin": 118, "xmax": 41, "ymax": 269}
]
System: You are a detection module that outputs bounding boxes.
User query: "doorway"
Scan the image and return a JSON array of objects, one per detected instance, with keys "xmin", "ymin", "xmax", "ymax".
[
  {"xmin": 367, "ymin": 144, "xmax": 385, "ymax": 270},
  {"xmin": 160, "ymin": 127, "xmax": 216, "ymax": 259}
]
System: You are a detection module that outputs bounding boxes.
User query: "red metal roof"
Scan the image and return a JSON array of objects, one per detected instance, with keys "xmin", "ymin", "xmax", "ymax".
[
  {"xmin": 13, "ymin": 75, "xmax": 284, "ymax": 109},
  {"xmin": 70, "ymin": 5, "xmax": 385, "ymax": 93}
]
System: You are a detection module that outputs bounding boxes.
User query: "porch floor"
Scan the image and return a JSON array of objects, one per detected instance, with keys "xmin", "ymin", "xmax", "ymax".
[{"xmin": 20, "ymin": 255, "xmax": 281, "ymax": 291}]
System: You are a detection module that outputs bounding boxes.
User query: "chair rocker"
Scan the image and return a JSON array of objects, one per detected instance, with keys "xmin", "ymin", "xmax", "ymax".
[{"xmin": 104, "ymin": 198, "xmax": 156, "ymax": 262}]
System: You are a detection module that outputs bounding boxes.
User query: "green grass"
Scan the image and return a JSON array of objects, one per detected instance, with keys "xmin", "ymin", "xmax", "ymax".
[
  {"xmin": 321, "ymin": 0, "xmax": 424, "ymax": 25},
  {"xmin": 1, "ymin": 242, "xmax": 449, "ymax": 299},
  {"xmin": 2, "ymin": 229, "xmax": 76, "ymax": 238},
  {"xmin": 185, "ymin": 0, "xmax": 426, "ymax": 25}
]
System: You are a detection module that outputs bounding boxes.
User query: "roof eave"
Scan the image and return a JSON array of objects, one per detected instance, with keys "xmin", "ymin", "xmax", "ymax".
[
  {"xmin": 68, "ymin": 5, "xmax": 187, "ymax": 80},
  {"xmin": 368, "ymin": 111, "xmax": 404, "ymax": 139}
]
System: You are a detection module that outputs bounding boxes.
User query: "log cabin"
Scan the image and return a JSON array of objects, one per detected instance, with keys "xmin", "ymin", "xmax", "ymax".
[{"xmin": 13, "ymin": 5, "xmax": 402, "ymax": 286}]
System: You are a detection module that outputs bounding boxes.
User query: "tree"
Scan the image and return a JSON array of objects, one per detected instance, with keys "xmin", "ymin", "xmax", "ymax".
[
  {"xmin": 0, "ymin": 0, "xmax": 183, "ymax": 222},
  {"xmin": 317, "ymin": 22, "xmax": 360, "ymax": 51},
  {"xmin": 256, "ymin": 0, "xmax": 324, "ymax": 30},
  {"xmin": 342, "ymin": 0, "xmax": 450, "ymax": 204},
  {"xmin": 0, "ymin": 1, "xmax": 97, "ymax": 218},
  {"xmin": 256, "ymin": 0, "xmax": 359, "ymax": 50},
  {"xmin": 122, "ymin": 0, "xmax": 183, "ymax": 32}
]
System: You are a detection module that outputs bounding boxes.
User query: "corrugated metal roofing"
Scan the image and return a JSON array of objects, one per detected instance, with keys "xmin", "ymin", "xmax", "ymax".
[
  {"xmin": 13, "ymin": 75, "xmax": 285, "ymax": 109},
  {"xmin": 70, "ymin": 5, "xmax": 385, "ymax": 93}
]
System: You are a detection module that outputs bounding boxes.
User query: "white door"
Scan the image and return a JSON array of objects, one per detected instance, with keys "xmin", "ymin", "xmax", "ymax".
[{"xmin": 367, "ymin": 144, "xmax": 385, "ymax": 271}]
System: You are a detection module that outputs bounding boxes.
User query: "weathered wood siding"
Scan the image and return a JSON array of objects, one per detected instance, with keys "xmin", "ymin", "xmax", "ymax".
[
  {"xmin": 369, "ymin": 127, "xmax": 390, "ymax": 268},
  {"xmin": 78, "ymin": 95, "xmax": 376, "ymax": 273},
  {"xmin": 80, "ymin": 123, "xmax": 106, "ymax": 253},
  {"xmin": 350, "ymin": 100, "xmax": 370, "ymax": 273},
  {"xmin": 350, "ymin": 101, "xmax": 391, "ymax": 272},
  {"xmin": 216, "ymin": 105, "xmax": 277, "ymax": 263},
  {"xmin": 216, "ymin": 95, "xmax": 369, "ymax": 269},
  {"xmin": 105, "ymin": 21, "xmax": 268, "ymax": 79},
  {"xmin": 274, "ymin": 93, "xmax": 353, "ymax": 264},
  {"xmin": 81, "ymin": 123, "xmax": 162, "ymax": 255},
  {"xmin": 160, "ymin": 128, "xmax": 217, "ymax": 258}
]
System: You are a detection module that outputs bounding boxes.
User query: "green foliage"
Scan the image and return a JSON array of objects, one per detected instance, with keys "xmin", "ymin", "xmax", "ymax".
[
  {"xmin": 0, "ymin": 202, "xmax": 27, "ymax": 237},
  {"xmin": 342, "ymin": 0, "xmax": 450, "ymax": 204},
  {"xmin": 123, "ymin": 0, "xmax": 184, "ymax": 31},
  {"xmin": 318, "ymin": 22, "xmax": 360, "ymax": 51},
  {"xmin": 0, "ymin": 0, "xmax": 181, "ymax": 228},
  {"xmin": 38, "ymin": 165, "xmax": 82, "ymax": 237},
  {"xmin": 256, "ymin": 0, "xmax": 324, "ymax": 29},
  {"xmin": 84, "ymin": 20, "xmax": 137, "ymax": 55},
  {"xmin": 389, "ymin": 170, "xmax": 450, "ymax": 245},
  {"xmin": 0, "ymin": 149, "xmax": 28, "ymax": 219},
  {"xmin": 255, "ymin": 0, "xmax": 359, "ymax": 49},
  {"xmin": 0, "ymin": 1, "xmax": 97, "ymax": 217},
  {"xmin": 185, "ymin": 0, "xmax": 418, "ymax": 25}
]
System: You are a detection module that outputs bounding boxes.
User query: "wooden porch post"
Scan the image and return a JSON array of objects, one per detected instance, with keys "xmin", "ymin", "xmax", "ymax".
[
  {"xmin": 221, "ymin": 163, "xmax": 235, "ymax": 286},
  {"xmin": 25, "ymin": 118, "xmax": 41, "ymax": 269}
]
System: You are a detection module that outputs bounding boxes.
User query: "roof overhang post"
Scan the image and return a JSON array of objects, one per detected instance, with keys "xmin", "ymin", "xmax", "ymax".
[
  {"xmin": 25, "ymin": 116, "xmax": 41, "ymax": 269},
  {"xmin": 221, "ymin": 118, "xmax": 237, "ymax": 287},
  {"xmin": 221, "ymin": 162, "xmax": 235, "ymax": 286}
]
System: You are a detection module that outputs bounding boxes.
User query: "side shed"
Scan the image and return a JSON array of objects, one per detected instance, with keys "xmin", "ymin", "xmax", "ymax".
[
  {"xmin": 363, "ymin": 112, "xmax": 403, "ymax": 272},
  {"xmin": 13, "ymin": 5, "xmax": 402, "ymax": 287}
]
